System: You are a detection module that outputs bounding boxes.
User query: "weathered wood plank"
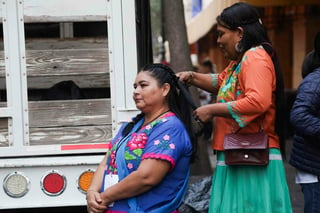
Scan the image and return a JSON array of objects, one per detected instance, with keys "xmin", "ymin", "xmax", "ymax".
[
  {"xmin": 0, "ymin": 36, "xmax": 112, "ymax": 146},
  {"xmin": 26, "ymin": 49, "xmax": 108, "ymax": 76},
  {"xmin": 0, "ymin": 99, "xmax": 112, "ymax": 146},
  {"xmin": 24, "ymin": 38, "xmax": 108, "ymax": 50},
  {"xmin": 29, "ymin": 125, "xmax": 112, "ymax": 146},
  {"xmin": 28, "ymin": 99, "xmax": 111, "ymax": 128},
  {"xmin": 26, "ymin": 74, "xmax": 109, "ymax": 89},
  {"xmin": 25, "ymin": 49, "xmax": 109, "ymax": 89},
  {"xmin": 0, "ymin": 39, "xmax": 109, "ymax": 89},
  {"xmin": 0, "ymin": 125, "xmax": 112, "ymax": 147}
]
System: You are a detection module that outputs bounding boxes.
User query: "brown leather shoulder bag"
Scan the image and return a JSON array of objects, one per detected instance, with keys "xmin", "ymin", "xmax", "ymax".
[{"xmin": 224, "ymin": 131, "xmax": 269, "ymax": 166}]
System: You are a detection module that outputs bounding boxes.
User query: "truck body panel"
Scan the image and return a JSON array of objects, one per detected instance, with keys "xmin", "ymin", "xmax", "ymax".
[{"xmin": 0, "ymin": 0, "xmax": 139, "ymax": 209}]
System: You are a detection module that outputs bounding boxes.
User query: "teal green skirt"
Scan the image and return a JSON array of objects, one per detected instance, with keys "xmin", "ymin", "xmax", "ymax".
[{"xmin": 209, "ymin": 148, "xmax": 292, "ymax": 213}]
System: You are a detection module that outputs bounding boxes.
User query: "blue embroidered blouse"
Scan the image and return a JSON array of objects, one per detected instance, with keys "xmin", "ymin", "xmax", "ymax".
[{"xmin": 103, "ymin": 112, "xmax": 192, "ymax": 212}]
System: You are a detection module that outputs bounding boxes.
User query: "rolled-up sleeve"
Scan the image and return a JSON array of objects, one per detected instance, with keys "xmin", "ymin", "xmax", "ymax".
[{"xmin": 228, "ymin": 48, "xmax": 275, "ymax": 127}]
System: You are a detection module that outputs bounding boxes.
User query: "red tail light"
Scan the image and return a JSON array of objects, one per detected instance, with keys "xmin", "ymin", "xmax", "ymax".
[{"xmin": 41, "ymin": 170, "xmax": 66, "ymax": 196}]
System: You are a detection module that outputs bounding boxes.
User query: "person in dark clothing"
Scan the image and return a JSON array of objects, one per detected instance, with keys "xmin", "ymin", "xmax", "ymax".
[
  {"xmin": 289, "ymin": 32, "xmax": 320, "ymax": 213},
  {"xmin": 197, "ymin": 60, "xmax": 216, "ymax": 140}
]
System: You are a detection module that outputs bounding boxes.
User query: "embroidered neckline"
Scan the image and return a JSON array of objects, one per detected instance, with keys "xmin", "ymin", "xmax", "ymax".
[
  {"xmin": 105, "ymin": 112, "xmax": 175, "ymax": 174},
  {"xmin": 142, "ymin": 110, "xmax": 170, "ymax": 127},
  {"xmin": 141, "ymin": 111, "xmax": 172, "ymax": 129}
]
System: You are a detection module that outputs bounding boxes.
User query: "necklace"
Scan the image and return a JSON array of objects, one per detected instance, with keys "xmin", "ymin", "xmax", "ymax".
[{"xmin": 142, "ymin": 110, "xmax": 170, "ymax": 127}]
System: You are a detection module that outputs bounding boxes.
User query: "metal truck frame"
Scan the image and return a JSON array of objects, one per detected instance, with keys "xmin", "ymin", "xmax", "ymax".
[{"xmin": 0, "ymin": 0, "xmax": 139, "ymax": 209}]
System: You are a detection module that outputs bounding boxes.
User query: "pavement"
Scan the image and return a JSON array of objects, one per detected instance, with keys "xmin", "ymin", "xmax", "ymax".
[
  {"xmin": 189, "ymin": 136, "xmax": 304, "ymax": 213},
  {"xmin": 284, "ymin": 139, "xmax": 304, "ymax": 213}
]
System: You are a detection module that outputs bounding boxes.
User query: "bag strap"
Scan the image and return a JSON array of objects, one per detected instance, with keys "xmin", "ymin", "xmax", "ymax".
[{"xmin": 233, "ymin": 117, "xmax": 265, "ymax": 134}]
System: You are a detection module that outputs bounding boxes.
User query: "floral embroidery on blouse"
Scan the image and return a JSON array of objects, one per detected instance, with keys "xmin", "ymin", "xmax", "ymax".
[
  {"xmin": 217, "ymin": 47, "xmax": 266, "ymax": 128},
  {"xmin": 217, "ymin": 56, "xmax": 248, "ymax": 126},
  {"xmin": 105, "ymin": 113, "xmax": 178, "ymax": 174},
  {"xmin": 105, "ymin": 138, "xmax": 121, "ymax": 174},
  {"xmin": 217, "ymin": 63, "xmax": 239, "ymax": 103},
  {"xmin": 126, "ymin": 132, "xmax": 147, "ymax": 152},
  {"xmin": 153, "ymin": 134, "xmax": 176, "ymax": 150},
  {"xmin": 227, "ymin": 101, "xmax": 246, "ymax": 128},
  {"xmin": 124, "ymin": 116, "xmax": 174, "ymax": 171},
  {"xmin": 211, "ymin": 74, "xmax": 219, "ymax": 87}
]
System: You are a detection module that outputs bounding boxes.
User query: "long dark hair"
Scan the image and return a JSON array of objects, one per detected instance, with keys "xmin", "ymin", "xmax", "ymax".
[
  {"xmin": 302, "ymin": 32, "xmax": 320, "ymax": 78},
  {"xmin": 217, "ymin": 2, "xmax": 287, "ymax": 157},
  {"xmin": 122, "ymin": 63, "xmax": 197, "ymax": 161}
]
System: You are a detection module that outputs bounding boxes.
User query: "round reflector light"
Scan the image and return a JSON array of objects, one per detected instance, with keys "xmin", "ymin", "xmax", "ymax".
[
  {"xmin": 41, "ymin": 170, "xmax": 66, "ymax": 196},
  {"xmin": 78, "ymin": 169, "xmax": 95, "ymax": 194},
  {"xmin": 3, "ymin": 171, "xmax": 30, "ymax": 198}
]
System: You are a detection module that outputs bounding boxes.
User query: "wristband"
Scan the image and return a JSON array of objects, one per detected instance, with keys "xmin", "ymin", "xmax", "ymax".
[{"xmin": 189, "ymin": 71, "xmax": 194, "ymax": 83}]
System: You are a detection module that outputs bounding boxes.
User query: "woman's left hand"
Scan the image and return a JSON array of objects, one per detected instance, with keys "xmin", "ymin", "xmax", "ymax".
[
  {"xmin": 194, "ymin": 105, "xmax": 214, "ymax": 123},
  {"xmin": 99, "ymin": 193, "xmax": 114, "ymax": 209},
  {"xmin": 86, "ymin": 190, "xmax": 108, "ymax": 213},
  {"xmin": 176, "ymin": 71, "xmax": 193, "ymax": 84},
  {"xmin": 194, "ymin": 103, "xmax": 231, "ymax": 122}
]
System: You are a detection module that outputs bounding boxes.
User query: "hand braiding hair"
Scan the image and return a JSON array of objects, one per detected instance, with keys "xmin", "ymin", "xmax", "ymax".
[{"xmin": 151, "ymin": 63, "xmax": 198, "ymax": 110}]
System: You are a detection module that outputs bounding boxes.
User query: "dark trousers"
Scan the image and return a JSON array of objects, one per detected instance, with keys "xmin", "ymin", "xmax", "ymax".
[
  {"xmin": 301, "ymin": 181, "xmax": 320, "ymax": 213},
  {"xmin": 202, "ymin": 121, "xmax": 213, "ymax": 140}
]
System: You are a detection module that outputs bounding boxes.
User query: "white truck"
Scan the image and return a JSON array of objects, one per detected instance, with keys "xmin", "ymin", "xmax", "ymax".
[{"xmin": 0, "ymin": 0, "xmax": 141, "ymax": 209}]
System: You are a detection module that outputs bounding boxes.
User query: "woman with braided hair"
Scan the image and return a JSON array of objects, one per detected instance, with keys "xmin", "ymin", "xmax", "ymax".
[{"xmin": 86, "ymin": 63, "xmax": 197, "ymax": 213}]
